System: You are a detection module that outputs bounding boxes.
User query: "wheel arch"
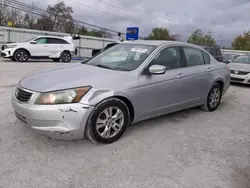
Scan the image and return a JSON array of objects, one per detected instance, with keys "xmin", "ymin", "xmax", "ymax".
[
  {"xmin": 212, "ymin": 79, "xmax": 224, "ymax": 91},
  {"xmin": 87, "ymin": 92, "xmax": 135, "ymax": 123},
  {"xmin": 14, "ymin": 48, "xmax": 31, "ymax": 57}
]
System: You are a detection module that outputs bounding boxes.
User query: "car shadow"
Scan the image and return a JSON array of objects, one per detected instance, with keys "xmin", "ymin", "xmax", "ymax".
[
  {"xmin": 230, "ymin": 82, "xmax": 250, "ymax": 88},
  {"xmin": 1, "ymin": 59, "xmax": 79, "ymax": 63}
]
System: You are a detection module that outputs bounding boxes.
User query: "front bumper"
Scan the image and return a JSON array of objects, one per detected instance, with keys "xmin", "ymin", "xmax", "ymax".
[
  {"xmin": 1, "ymin": 48, "xmax": 15, "ymax": 58},
  {"xmin": 11, "ymin": 87, "xmax": 94, "ymax": 140},
  {"xmin": 230, "ymin": 73, "xmax": 250, "ymax": 84}
]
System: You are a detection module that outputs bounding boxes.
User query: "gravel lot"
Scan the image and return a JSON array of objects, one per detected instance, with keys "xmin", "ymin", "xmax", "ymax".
[{"xmin": 1, "ymin": 60, "xmax": 250, "ymax": 188}]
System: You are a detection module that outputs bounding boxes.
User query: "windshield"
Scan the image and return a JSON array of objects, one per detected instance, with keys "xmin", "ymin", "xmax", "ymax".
[
  {"xmin": 85, "ymin": 43, "xmax": 156, "ymax": 71},
  {"xmin": 233, "ymin": 56, "xmax": 250, "ymax": 64}
]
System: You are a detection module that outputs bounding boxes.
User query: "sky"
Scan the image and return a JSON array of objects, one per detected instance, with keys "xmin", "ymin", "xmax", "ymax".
[{"xmin": 30, "ymin": 0, "xmax": 250, "ymax": 46}]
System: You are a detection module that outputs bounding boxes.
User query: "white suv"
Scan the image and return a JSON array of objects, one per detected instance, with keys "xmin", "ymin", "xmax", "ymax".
[{"xmin": 1, "ymin": 36, "xmax": 77, "ymax": 62}]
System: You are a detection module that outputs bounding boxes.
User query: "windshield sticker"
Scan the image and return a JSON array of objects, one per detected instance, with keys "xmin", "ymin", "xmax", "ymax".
[{"xmin": 131, "ymin": 48, "xmax": 148, "ymax": 53}]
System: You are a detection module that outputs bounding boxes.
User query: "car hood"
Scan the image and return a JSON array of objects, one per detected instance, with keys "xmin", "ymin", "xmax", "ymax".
[
  {"xmin": 19, "ymin": 63, "xmax": 135, "ymax": 92},
  {"xmin": 228, "ymin": 62, "xmax": 250, "ymax": 72}
]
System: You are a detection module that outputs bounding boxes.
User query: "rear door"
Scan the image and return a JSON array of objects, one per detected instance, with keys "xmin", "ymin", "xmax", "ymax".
[
  {"xmin": 177, "ymin": 46, "xmax": 213, "ymax": 105},
  {"xmin": 47, "ymin": 38, "xmax": 69, "ymax": 55}
]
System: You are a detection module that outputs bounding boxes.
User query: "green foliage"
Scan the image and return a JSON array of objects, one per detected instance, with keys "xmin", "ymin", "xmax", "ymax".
[
  {"xmin": 232, "ymin": 31, "xmax": 250, "ymax": 51},
  {"xmin": 77, "ymin": 26, "xmax": 112, "ymax": 38},
  {"xmin": 187, "ymin": 29, "xmax": 216, "ymax": 46},
  {"xmin": 46, "ymin": 1, "xmax": 74, "ymax": 33},
  {"xmin": 144, "ymin": 27, "xmax": 177, "ymax": 40}
]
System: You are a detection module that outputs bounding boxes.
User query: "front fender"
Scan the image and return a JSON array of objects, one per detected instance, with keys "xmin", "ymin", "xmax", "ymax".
[{"xmin": 80, "ymin": 89, "xmax": 131, "ymax": 106}]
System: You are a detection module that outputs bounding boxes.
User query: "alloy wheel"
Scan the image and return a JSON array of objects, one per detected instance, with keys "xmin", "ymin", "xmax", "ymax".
[
  {"xmin": 17, "ymin": 51, "xmax": 28, "ymax": 62},
  {"xmin": 209, "ymin": 88, "xmax": 221, "ymax": 108},
  {"xmin": 62, "ymin": 53, "xmax": 71, "ymax": 62},
  {"xmin": 96, "ymin": 107, "xmax": 124, "ymax": 139}
]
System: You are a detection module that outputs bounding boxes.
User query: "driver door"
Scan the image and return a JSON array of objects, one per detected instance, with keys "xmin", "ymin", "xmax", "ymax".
[
  {"xmin": 29, "ymin": 37, "xmax": 50, "ymax": 57},
  {"xmin": 135, "ymin": 46, "xmax": 186, "ymax": 120}
]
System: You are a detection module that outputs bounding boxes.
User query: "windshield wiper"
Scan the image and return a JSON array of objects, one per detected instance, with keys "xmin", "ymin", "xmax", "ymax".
[{"xmin": 96, "ymin": 64, "xmax": 116, "ymax": 70}]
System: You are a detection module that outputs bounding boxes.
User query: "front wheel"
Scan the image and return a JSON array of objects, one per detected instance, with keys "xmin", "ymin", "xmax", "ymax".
[
  {"xmin": 85, "ymin": 98, "xmax": 130, "ymax": 144},
  {"xmin": 61, "ymin": 51, "xmax": 71, "ymax": 63},
  {"xmin": 14, "ymin": 50, "xmax": 29, "ymax": 62},
  {"xmin": 201, "ymin": 83, "xmax": 222, "ymax": 112}
]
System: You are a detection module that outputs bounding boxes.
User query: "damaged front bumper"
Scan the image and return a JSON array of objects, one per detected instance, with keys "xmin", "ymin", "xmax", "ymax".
[{"xmin": 11, "ymin": 90, "xmax": 94, "ymax": 140}]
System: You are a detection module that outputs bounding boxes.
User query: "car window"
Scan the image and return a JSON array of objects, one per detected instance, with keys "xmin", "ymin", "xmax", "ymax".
[
  {"xmin": 183, "ymin": 47, "xmax": 205, "ymax": 67},
  {"xmin": 35, "ymin": 38, "xmax": 48, "ymax": 44},
  {"xmin": 202, "ymin": 51, "xmax": 210, "ymax": 64},
  {"xmin": 85, "ymin": 43, "xmax": 156, "ymax": 71},
  {"xmin": 48, "ymin": 38, "xmax": 69, "ymax": 44},
  {"xmin": 233, "ymin": 56, "xmax": 250, "ymax": 64},
  {"xmin": 150, "ymin": 47, "xmax": 181, "ymax": 70}
]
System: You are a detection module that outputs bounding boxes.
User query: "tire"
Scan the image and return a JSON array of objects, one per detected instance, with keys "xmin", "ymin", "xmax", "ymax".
[
  {"xmin": 52, "ymin": 58, "xmax": 60, "ymax": 62},
  {"xmin": 61, "ymin": 51, "xmax": 71, "ymax": 63},
  {"xmin": 14, "ymin": 49, "xmax": 29, "ymax": 62},
  {"xmin": 85, "ymin": 98, "xmax": 130, "ymax": 144},
  {"xmin": 201, "ymin": 83, "xmax": 222, "ymax": 112}
]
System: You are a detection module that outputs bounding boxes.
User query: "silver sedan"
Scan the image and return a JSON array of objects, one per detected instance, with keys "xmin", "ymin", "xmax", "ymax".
[
  {"xmin": 228, "ymin": 55, "xmax": 250, "ymax": 84},
  {"xmin": 11, "ymin": 40, "xmax": 230, "ymax": 144}
]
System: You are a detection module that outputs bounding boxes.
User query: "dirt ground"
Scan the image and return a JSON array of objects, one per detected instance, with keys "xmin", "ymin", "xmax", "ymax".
[{"xmin": 0, "ymin": 61, "xmax": 250, "ymax": 188}]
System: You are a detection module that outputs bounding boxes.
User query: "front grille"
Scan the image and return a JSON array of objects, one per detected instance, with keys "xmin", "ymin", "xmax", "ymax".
[
  {"xmin": 230, "ymin": 70, "xmax": 249, "ymax": 75},
  {"xmin": 231, "ymin": 77, "xmax": 245, "ymax": 82},
  {"xmin": 15, "ymin": 88, "xmax": 33, "ymax": 102}
]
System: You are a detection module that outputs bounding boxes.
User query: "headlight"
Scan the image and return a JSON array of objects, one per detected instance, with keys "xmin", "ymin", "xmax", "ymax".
[
  {"xmin": 6, "ymin": 45, "xmax": 17, "ymax": 48},
  {"xmin": 34, "ymin": 86, "xmax": 91, "ymax": 105}
]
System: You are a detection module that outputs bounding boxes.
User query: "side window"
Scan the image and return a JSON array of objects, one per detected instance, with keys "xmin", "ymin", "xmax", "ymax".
[
  {"xmin": 202, "ymin": 51, "xmax": 210, "ymax": 64},
  {"xmin": 183, "ymin": 47, "xmax": 205, "ymax": 67},
  {"xmin": 48, "ymin": 38, "xmax": 69, "ymax": 44},
  {"xmin": 150, "ymin": 46, "xmax": 181, "ymax": 70},
  {"xmin": 35, "ymin": 38, "xmax": 48, "ymax": 44}
]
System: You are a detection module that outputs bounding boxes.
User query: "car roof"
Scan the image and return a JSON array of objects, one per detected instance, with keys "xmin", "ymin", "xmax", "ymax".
[
  {"xmin": 119, "ymin": 40, "xmax": 205, "ymax": 49},
  {"xmin": 36, "ymin": 35, "xmax": 67, "ymax": 39}
]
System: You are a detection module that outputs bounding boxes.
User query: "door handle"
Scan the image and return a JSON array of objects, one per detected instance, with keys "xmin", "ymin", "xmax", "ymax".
[
  {"xmin": 176, "ymin": 73, "xmax": 184, "ymax": 78},
  {"xmin": 44, "ymin": 45, "xmax": 48, "ymax": 47}
]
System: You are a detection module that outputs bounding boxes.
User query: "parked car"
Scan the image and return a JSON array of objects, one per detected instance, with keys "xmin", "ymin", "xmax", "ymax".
[
  {"xmin": 228, "ymin": 55, "xmax": 250, "ymax": 84},
  {"xmin": 1, "ymin": 35, "xmax": 78, "ymax": 62},
  {"xmin": 222, "ymin": 53, "xmax": 239, "ymax": 64},
  {"xmin": 200, "ymin": 46, "xmax": 223, "ymax": 62},
  {"xmin": 12, "ymin": 40, "xmax": 230, "ymax": 144}
]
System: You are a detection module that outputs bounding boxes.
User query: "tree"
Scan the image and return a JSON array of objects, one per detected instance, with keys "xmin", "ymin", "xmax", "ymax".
[
  {"xmin": 76, "ymin": 26, "xmax": 113, "ymax": 38},
  {"xmin": 24, "ymin": 2, "xmax": 40, "ymax": 29},
  {"xmin": 0, "ymin": 0, "xmax": 12, "ymax": 26},
  {"xmin": 46, "ymin": 1, "xmax": 75, "ymax": 33},
  {"xmin": 9, "ymin": 9, "xmax": 24, "ymax": 27},
  {"xmin": 232, "ymin": 31, "xmax": 250, "ymax": 51},
  {"xmin": 187, "ymin": 29, "xmax": 216, "ymax": 46},
  {"xmin": 144, "ymin": 27, "xmax": 178, "ymax": 40},
  {"xmin": 35, "ymin": 15, "xmax": 54, "ymax": 31}
]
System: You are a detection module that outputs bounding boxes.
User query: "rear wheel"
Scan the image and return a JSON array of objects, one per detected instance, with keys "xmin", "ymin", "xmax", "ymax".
[
  {"xmin": 61, "ymin": 51, "xmax": 71, "ymax": 63},
  {"xmin": 201, "ymin": 83, "xmax": 222, "ymax": 112},
  {"xmin": 85, "ymin": 98, "xmax": 130, "ymax": 144},
  {"xmin": 14, "ymin": 50, "xmax": 29, "ymax": 62}
]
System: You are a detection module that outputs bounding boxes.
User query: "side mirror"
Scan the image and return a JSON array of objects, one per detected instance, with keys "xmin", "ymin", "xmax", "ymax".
[
  {"xmin": 148, "ymin": 65, "xmax": 166, "ymax": 74},
  {"xmin": 30, "ymin": 41, "xmax": 36, "ymax": 44}
]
